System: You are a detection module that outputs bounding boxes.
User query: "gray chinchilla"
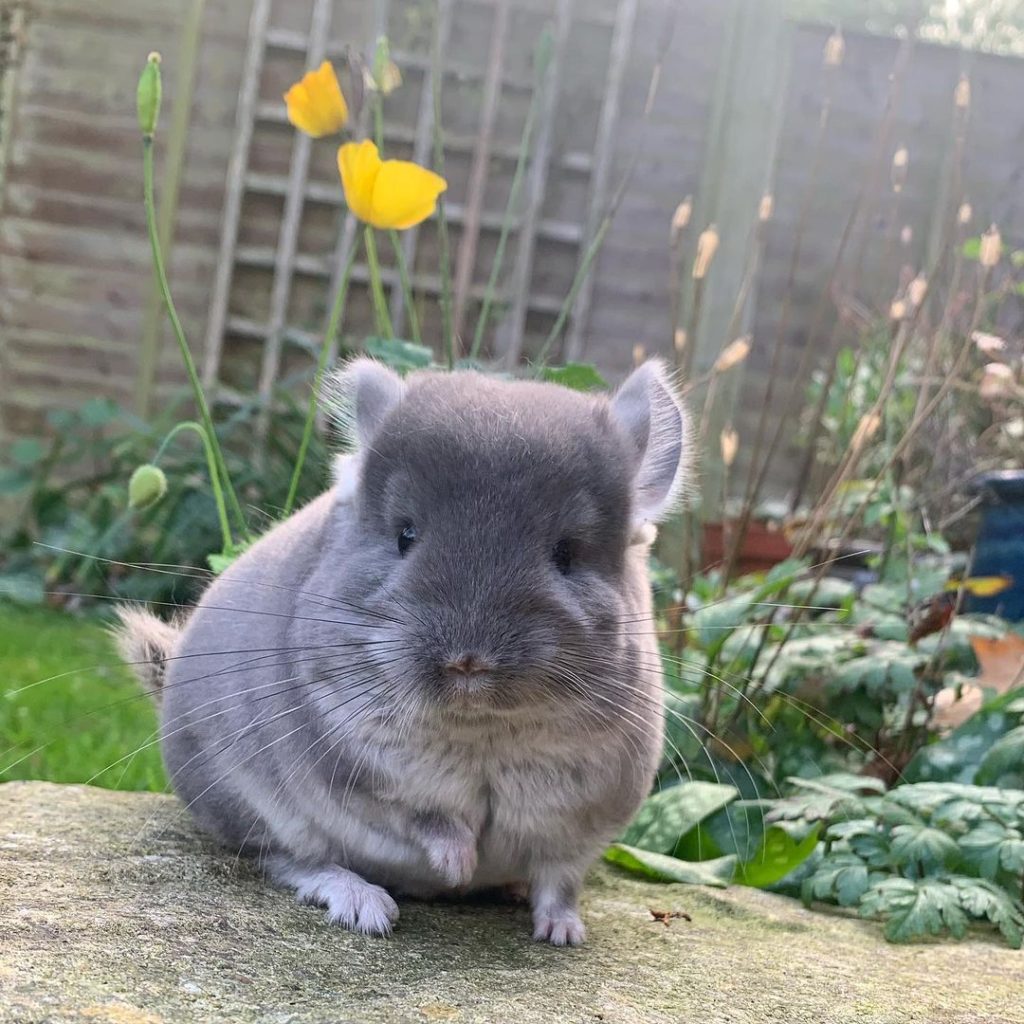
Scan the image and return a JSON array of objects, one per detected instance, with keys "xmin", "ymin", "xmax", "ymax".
[{"xmin": 117, "ymin": 358, "xmax": 689, "ymax": 945}]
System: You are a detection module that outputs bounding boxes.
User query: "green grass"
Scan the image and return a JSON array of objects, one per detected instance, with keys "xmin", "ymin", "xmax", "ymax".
[{"xmin": 0, "ymin": 605, "xmax": 166, "ymax": 791}]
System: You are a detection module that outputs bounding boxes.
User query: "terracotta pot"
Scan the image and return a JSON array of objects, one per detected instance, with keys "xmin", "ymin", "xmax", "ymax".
[{"xmin": 701, "ymin": 520, "xmax": 793, "ymax": 578}]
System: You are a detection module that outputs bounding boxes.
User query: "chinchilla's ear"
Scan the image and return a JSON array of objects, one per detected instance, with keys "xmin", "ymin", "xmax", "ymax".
[
  {"xmin": 322, "ymin": 357, "xmax": 405, "ymax": 449},
  {"xmin": 321, "ymin": 358, "xmax": 404, "ymax": 498},
  {"xmin": 610, "ymin": 359, "xmax": 690, "ymax": 526}
]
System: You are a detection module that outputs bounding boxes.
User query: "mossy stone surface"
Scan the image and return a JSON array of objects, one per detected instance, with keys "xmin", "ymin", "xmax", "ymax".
[{"xmin": 1, "ymin": 781, "xmax": 1021, "ymax": 1024}]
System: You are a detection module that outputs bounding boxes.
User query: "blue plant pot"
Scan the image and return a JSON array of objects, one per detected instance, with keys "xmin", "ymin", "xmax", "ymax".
[{"xmin": 967, "ymin": 470, "xmax": 1024, "ymax": 621}]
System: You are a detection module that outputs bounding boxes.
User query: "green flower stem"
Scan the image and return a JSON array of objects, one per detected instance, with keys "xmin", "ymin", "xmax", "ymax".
[
  {"xmin": 142, "ymin": 135, "xmax": 247, "ymax": 541},
  {"xmin": 389, "ymin": 230, "xmax": 422, "ymax": 344},
  {"xmin": 371, "ymin": 93, "xmax": 422, "ymax": 346},
  {"xmin": 363, "ymin": 225, "xmax": 394, "ymax": 338},
  {"xmin": 534, "ymin": 217, "xmax": 610, "ymax": 369},
  {"xmin": 430, "ymin": 5, "xmax": 454, "ymax": 367},
  {"xmin": 470, "ymin": 30, "xmax": 552, "ymax": 362},
  {"xmin": 283, "ymin": 242, "xmax": 358, "ymax": 517},
  {"xmin": 153, "ymin": 419, "xmax": 233, "ymax": 554}
]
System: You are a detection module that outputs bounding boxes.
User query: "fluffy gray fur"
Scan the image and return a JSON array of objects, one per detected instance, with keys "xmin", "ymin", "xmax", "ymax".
[{"xmin": 119, "ymin": 359, "xmax": 689, "ymax": 945}]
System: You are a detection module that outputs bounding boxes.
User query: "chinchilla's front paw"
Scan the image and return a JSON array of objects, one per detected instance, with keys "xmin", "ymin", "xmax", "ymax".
[
  {"xmin": 425, "ymin": 831, "xmax": 478, "ymax": 888},
  {"xmin": 532, "ymin": 907, "xmax": 586, "ymax": 947}
]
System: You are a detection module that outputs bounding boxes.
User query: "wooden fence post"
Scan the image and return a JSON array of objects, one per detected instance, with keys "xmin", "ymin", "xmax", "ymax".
[{"xmin": 680, "ymin": 0, "xmax": 791, "ymax": 520}]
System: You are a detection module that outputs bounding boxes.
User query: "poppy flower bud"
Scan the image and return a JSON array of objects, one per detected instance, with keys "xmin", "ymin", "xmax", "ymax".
[
  {"xmin": 137, "ymin": 52, "xmax": 162, "ymax": 138},
  {"xmin": 128, "ymin": 464, "xmax": 168, "ymax": 510}
]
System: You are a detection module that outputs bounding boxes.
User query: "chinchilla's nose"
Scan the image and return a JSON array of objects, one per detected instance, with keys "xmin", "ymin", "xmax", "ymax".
[{"xmin": 443, "ymin": 653, "xmax": 494, "ymax": 678}]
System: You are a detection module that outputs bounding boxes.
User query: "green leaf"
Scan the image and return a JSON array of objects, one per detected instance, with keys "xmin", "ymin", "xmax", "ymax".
[
  {"xmin": 904, "ymin": 689, "xmax": 1024, "ymax": 784},
  {"xmin": 0, "ymin": 571, "xmax": 46, "ymax": 605},
  {"xmin": 46, "ymin": 408, "xmax": 76, "ymax": 431},
  {"xmin": 737, "ymin": 823, "xmax": 821, "ymax": 887},
  {"xmin": 363, "ymin": 337, "xmax": 434, "ymax": 373},
  {"xmin": 790, "ymin": 774, "xmax": 886, "ymax": 796},
  {"xmin": 889, "ymin": 825, "xmax": 960, "ymax": 875},
  {"xmin": 801, "ymin": 852, "xmax": 873, "ymax": 907},
  {"xmin": 11, "ymin": 438, "xmax": 46, "ymax": 467},
  {"xmin": 787, "ymin": 576, "xmax": 855, "ymax": 608},
  {"xmin": 206, "ymin": 539, "xmax": 254, "ymax": 575},
  {"xmin": 950, "ymin": 876, "xmax": 1024, "ymax": 949},
  {"xmin": 860, "ymin": 877, "xmax": 969, "ymax": 943},
  {"xmin": 976, "ymin": 725, "xmax": 1024, "ymax": 786},
  {"xmin": 690, "ymin": 593, "xmax": 757, "ymax": 649},
  {"xmin": 538, "ymin": 363, "xmax": 608, "ymax": 392},
  {"xmin": 962, "ymin": 237, "xmax": 981, "ymax": 260},
  {"xmin": 958, "ymin": 821, "xmax": 1024, "ymax": 881},
  {"xmin": 79, "ymin": 397, "xmax": 121, "ymax": 427},
  {"xmin": 621, "ymin": 782, "xmax": 738, "ymax": 854},
  {"xmin": 830, "ymin": 646, "xmax": 925, "ymax": 697},
  {"xmin": 689, "ymin": 800, "xmax": 767, "ymax": 862},
  {"xmin": 604, "ymin": 844, "xmax": 736, "ymax": 887},
  {"xmin": 0, "ymin": 467, "xmax": 33, "ymax": 494}
]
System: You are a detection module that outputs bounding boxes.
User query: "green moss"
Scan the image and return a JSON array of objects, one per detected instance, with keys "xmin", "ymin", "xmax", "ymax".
[{"xmin": 2, "ymin": 782, "xmax": 1023, "ymax": 1024}]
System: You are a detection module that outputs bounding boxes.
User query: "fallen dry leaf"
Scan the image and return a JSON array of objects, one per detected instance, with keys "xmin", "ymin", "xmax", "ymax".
[
  {"xmin": 971, "ymin": 633, "xmax": 1024, "ymax": 691},
  {"xmin": 649, "ymin": 908, "xmax": 692, "ymax": 927},
  {"xmin": 933, "ymin": 633, "xmax": 1024, "ymax": 731}
]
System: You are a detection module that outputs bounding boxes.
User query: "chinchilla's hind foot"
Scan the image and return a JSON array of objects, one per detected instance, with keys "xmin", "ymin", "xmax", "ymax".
[{"xmin": 265, "ymin": 855, "xmax": 400, "ymax": 936}]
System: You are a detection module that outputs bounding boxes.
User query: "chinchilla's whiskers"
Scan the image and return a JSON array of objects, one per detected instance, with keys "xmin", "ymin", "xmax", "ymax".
[
  {"xmin": 604, "ymin": 603, "xmax": 850, "ymax": 633},
  {"xmin": 564, "ymin": 671, "xmax": 778, "ymax": 853},
  {"xmin": 9, "ymin": 587, "xmax": 408, "ymax": 634},
  {"xmin": 562, "ymin": 642, "xmax": 897, "ymax": 780},
  {"xmin": 546, "ymin": 658, "xmax": 693, "ymax": 790},
  {"xmin": 627, "ymin": 644, "xmax": 893, "ymax": 767},
  {"xmin": 601, "ymin": 672, "xmax": 781, "ymax": 795},
  {"xmin": 546, "ymin": 672, "xmax": 652, "ymax": 795},
  {"xmin": 549, "ymin": 651, "xmax": 772, "ymax": 796},
  {"xmin": 610, "ymin": 620, "xmax": 864, "ymax": 640},
  {"xmin": 232, "ymin": 671, "xmax": 406, "ymax": 865},
  {"xmin": 139, "ymin": 667, "xmax": 403, "ymax": 852},
  {"xmin": 87, "ymin": 651, "xmax": 409, "ymax": 789},
  {"xmin": 374, "ymin": 577, "xmax": 432, "ymax": 634},
  {"xmin": 1, "ymin": 640, "xmax": 407, "ymax": 774},
  {"xmin": 6, "ymin": 639, "xmax": 395, "ymax": 701},
  {"xmin": 334, "ymin": 700, "xmax": 403, "ymax": 867},
  {"xmin": 560, "ymin": 638, "xmax": 788, "ymax": 737},
  {"xmin": 33, "ymin": 544, "xmax": 408, "ymax": 627},
  {"xmin": 126, "ymin": 662, "xmax": 390, "ymax": 847},
  {"xmin": 573, "ymin": 643, "xmax": 876, "ymax": 778}
]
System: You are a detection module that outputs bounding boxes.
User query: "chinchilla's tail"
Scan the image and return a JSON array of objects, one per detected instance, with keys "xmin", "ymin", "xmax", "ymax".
[{"xmin": 112, "ymin": 607, "xmax": 181, "ymax": 705}]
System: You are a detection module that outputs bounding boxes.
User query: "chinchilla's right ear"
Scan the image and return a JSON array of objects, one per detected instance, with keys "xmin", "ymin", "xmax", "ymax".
[
  {"xmin": 321, "ymin": 358, "xmax": 404, "ymax": 495},
  {"xmin": 610, "ymin": 359, "xmax": 691, "ymax": 529}
]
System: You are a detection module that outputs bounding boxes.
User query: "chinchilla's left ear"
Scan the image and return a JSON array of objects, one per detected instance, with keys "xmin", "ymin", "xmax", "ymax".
[
  {"xmin": 321, "ymin": 357, "xmax": 406, "ymax": 498},
  {"xmin": 610, "ymin": 359, "xmax": 691, "ymax": 527},
  {"xmin": 322, "ymin": 357, "xmax": 405, "ymax": 449}
]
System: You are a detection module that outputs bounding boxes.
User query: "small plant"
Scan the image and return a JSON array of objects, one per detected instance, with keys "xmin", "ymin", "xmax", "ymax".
[{"xmin": 777, "ymin": 774, "xmax": 1024, "ymax": 947}]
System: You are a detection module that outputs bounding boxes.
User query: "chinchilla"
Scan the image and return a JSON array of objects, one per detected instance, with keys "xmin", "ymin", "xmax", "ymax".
[{"xmin": 116, "ymin": 358, "xmax": 689, "ymax": 945}]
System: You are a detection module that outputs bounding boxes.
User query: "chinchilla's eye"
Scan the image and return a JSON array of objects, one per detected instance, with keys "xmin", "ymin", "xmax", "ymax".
[
  {"xmin": 398, "ymin": 524, "xmax": 417, "ymax": 556},
  {"xmin": 552, "ymin": 538, "xmax": 573, "ymax": 575}
]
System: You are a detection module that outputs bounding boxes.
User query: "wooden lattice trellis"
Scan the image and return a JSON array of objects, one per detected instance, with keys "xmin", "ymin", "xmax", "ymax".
[{"xmin": 200, "ymin": 0, "xmax": 640, "ymax": 426}]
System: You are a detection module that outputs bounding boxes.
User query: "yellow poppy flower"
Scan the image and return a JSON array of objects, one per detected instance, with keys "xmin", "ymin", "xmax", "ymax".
[
  {"xmin": 337, "ymin": 140, "xmax": 447, "ymax": 230},
  {"xmin": 284, "ymin": 61, "xmax": 348, "ymax": 138}
]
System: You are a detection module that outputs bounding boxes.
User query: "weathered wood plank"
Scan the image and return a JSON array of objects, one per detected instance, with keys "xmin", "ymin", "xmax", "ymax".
[
  {"xmin": 562, "ymin": 0, "xmax": 637, "ymax": 362},
  {"xmin": 497, "ymin": 0, "xmax": 573, "ymax": 367},
  {"xmin": 451, "ymin": 0, "xmax": 510, "ymax": 338},
  {"xmin": 200, "ymin": 0, "xmax": 272, "ymax": 387},
  {"xmin": 254, "ymin": 0, "xmax": 332, "ymax": 440}
]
